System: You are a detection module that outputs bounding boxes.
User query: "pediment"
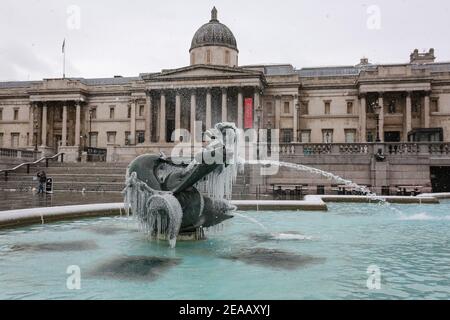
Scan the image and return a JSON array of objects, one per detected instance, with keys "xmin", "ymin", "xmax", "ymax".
[{"xmin": 143, "ymin": 65, "xmax": 262, "ymax": 81}]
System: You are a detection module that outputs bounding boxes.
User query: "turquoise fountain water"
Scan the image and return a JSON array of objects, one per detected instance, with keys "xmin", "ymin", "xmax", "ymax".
[{"xmin": 0, "ymin": 201, "xmax": 449, "ymax": 300}]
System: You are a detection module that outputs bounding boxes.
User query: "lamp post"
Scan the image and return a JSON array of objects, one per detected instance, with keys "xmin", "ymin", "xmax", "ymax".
[
  {"xmin": 256, "ymin": 106, "xmax": 262, "ymax": 160},
  {"xmin": 372, "ymin": 101, "xmax": 382, "ymax": 143},
  {"xmin": 295, "ymin": 101, "xmax": 300, "ymax": 143},
  {"xmin": 88, "ymin": 108, "xmax": 93, "ymax": 148},
  {"xmin": 33, "ymin": 105, "xmax": 38, "ymax": 152},
  {"xmin": 267, "ymin": 120, "xmax": 272, "ymax": 156}
]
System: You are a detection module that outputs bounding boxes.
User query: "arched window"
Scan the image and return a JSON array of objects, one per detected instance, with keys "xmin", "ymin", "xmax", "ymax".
[{"xmin": 206, "ymin": 50, "xmax": 211, "ymax": 64}]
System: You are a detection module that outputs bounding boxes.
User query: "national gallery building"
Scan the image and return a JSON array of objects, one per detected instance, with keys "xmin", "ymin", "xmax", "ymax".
[{"xmin": 1, "ymin": 7, "xmax": 450, "ymax": 162}]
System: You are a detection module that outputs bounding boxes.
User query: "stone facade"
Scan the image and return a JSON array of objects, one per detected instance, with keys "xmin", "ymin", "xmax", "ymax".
[{"xmin": 1, "ymin": 8, "xmax": 450, "ymax": 160}]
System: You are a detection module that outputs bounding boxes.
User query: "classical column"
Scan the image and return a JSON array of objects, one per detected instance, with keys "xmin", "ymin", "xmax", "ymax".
[
  {"xmin": 61, "ymin": 104, "xmax": 67, "ymax": 146},
  {"xmin": 254, "ymin": 89, "xmax": 261, "ymax": 129},
  {"xmin": 237, "ymin": 89, "xmax": 244, "ymax": 129},
  {"xmin": 275, "ymin": 95, "xmax": 281, "ymax": 129},
  {"xmin": 74, "ymin": 102, "xmax": 81, "ymax": 147},
  {"xmin": 404, "ymin": 92, "xmax": 412, "ymax": 141},
  {"xmin": 159, "ymin": 92, "xmax": 166, "ymax": 143},
  {"xmin": 190, "ymin": 90, "xmax": 197, "ymax": 140},
  {"xmin": 145, "ymin": 92, "xmax": 152, "ymax": 143},
  {"xmin": 206, "ymin": 88, "xmax": 212, "ymax": 130},
  {"xmin": 41, "ymin": 103, "xmax": 48, "ymax": 147},
  {"xmin": 130, "ymin": 100, "xmax": 136, "ymax": 145},
  {"xmin": 423, "ymin": 93, "xmax": 430, "ymax": 128},
  {"xmin": 28, "ymin": 103, "xmax": 34, "ymax": 147},
  {"xmin": 378, "ymin": 93, "xmax": 384, "ymax": 142},
  {"xmin": 359, "ymin": 94, "xmax": 367, "ymax": 142},
  {"xmin": 221, "ymin": 87, "xmax": 228, "ymax": 122},
  {"xmin": 175, "ymin": 92, "xmax": 181, "ymax": 141}
]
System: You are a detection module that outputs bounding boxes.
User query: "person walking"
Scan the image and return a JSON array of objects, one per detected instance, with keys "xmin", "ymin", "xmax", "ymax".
[{"xmin": 37, "ymin": 170, "xmax": 47, "ymax": 194}]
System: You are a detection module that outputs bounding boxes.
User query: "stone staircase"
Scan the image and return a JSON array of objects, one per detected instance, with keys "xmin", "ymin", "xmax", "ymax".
[
  {"xmin": 0, "ymin": 160, "xmax": 256, "ymax": 197},
  {"xmin": 0, "ymin": 161, "xmax": 128, "ymax": 192}
]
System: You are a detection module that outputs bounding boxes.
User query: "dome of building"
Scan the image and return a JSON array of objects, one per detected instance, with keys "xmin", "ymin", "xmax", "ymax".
[{"xmin": 190, "ymin": 7, "xmax": 238, "ymax": 52}]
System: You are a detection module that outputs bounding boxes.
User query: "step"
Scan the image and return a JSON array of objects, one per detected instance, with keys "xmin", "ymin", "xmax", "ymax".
[
  {"xmin": 18, "ymin": 167, "xmax": 127, "ymax": 175},
  {"xmin": 0, "ymin": 181, "xmax": 125, "ymax": 192},
  {"xmin": 3, "ymin": 173, "xmax": 126, "ymax": 183},
  {"xmin": 0, "ymin": 180, "xmax": 256, "ymax": 194},
  {"xmin": 49, "ymin": 162, "xmax": 129, "ymax": 168}
]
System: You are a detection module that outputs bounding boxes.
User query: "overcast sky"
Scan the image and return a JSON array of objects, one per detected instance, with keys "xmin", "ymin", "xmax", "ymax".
[{"xmin": 1, "ymin": 0, "xmax": 450, "ymax": 81}]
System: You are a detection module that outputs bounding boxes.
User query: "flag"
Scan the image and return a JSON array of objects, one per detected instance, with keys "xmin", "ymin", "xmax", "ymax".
[{"xmin": 62, "ymin": 39, "xmax": 66, "ymax": 54}]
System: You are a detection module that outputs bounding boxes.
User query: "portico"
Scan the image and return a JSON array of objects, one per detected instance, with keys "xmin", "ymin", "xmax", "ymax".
[
  {"xmin": 359, "ymin": 81, "xmax": 432, "ymax": 142},
  {"xmin": 143, "ymin": 64, "xmax": 266, "ymax": 144},
  {"xmin": 27, "ymin": 83, "xmax": 86, "ymax": 161}
]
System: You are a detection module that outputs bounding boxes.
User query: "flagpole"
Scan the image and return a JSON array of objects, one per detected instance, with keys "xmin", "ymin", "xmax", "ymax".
[{"xmin": 62, "ymin": 39, "xmax": 66, "ymax": 79}]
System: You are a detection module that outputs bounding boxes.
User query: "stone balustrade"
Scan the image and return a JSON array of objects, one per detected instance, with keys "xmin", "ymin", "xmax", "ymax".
[
  {"xmin": 0, "ymin": 148, "xmax": 41, "ymax": 160},
  {"xmin": 273, "ymin": 142, "xmax": 450, "ymax": 156}
]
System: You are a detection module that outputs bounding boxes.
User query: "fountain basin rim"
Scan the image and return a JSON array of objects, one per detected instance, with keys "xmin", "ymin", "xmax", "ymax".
[
  {"xmin": 320, "ymin": 195, "xmax": 439, "ymax": 204},
  {"xmin": 0, "ymin": 203, "xmax": 124, "ymax": 230},
  {"xmin": 0, "ymin": 193, "xmax": 444, "ymax": 231}
]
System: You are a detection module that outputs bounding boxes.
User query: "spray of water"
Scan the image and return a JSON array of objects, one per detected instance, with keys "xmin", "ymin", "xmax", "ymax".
[{"xmin": 245, "ymin": 159, "xmax": 404, "ymax": 216}]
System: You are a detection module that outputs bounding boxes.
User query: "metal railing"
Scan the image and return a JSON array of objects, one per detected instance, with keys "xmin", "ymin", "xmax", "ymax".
[
  {"xmin": 0, "ymin": 153, "xmax": 65, "ymax": 181},
  {"xmin": 85, "ymin": 147, "xmax": 107, "ymax": 162}
]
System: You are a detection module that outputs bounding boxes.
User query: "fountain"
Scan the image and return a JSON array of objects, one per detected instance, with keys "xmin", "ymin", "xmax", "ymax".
[{"xmin": 123, "ymin": 123, "xmax": 243, "ymax": 247}]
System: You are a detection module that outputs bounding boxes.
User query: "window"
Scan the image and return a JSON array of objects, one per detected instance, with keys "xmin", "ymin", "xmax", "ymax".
[
  {"xmin": 412, "ymin": 101, "xmax": 421, "ymax": 114},
  {"xmin": 0, "ymin": 108, "xmax": 2, "ymax": 120},
  {"xmin": 283, "ymin": 101, "xmax": 290, "ymax": 114},
  {"xmin": 346, "ymin": 101, "xmax": 354, "ymax": 115},
  {"xmin": 431, "ymin": 98, "xmax": 439, "ymax": 113},
  {"xmin": 300, "ymin": 130, "xmax": 311, "ymax": 143},
  {"xmin": 281, "ymin": 129, "xmax": 293, "ymax": 143},
  {"xmin": 139, "ymin": 105, "xmax": 145, "ymax": 117},
  {"xmin": 367, "ymin": 130, "xmax": 374, "ymax": 143},
  {"xmin": 301, "ymin": 101, "xmax": 309, "ymax": 115},
  {"xmin": 13, "ymin": 109, "xmax": 19, "ymax": 121},
  {"xmin": 388, "ymin": 99, "xmax": 396, "ymax": 114},
  {"xmin": 57, "ymin": 108, "xmax": 63, "ymax": 120},
  {"xmin": 206, "ymin": 50, "xmax": 211, "ymax": 64},
  {"xmin": 266, "ymin": 102, "xmax": 273, "ymax": 115},
  {"xmin": 89, "ymin": 132, "xmax": 98, "ymax": 148},
  {"xmin": 127, "ymin": 106, "xmax": 131, "ymax": 119},
  {"xmin": 109, "ymin": 106, "xmax": 115, "ymax": 119},
  {"xmin": 11, "ymin": 133, "xmax": 19, "ymax": 148},
  {"xmin": 27, "ymin": 133, "xmax": 30, "ymax": 145},
  {"xmin": 367, "ymin": 100, "xmax": 375, "ymax": 114},
  {"xmin": 324, "ymin": 101, "xmax": 331, "ymax": 115},
  {"xmin": 345, "ymin": 129, "xmax": 356, "ymax": 143},
  {"xmin": 107, "ymin": 131, "xmax": 116, "ymax": 144},
  {"xmin": 125, "ymin": 131, "xmax": 131, "ymax": 145},
  {"xmin": 225, "ymin": 50, "xmax": 230, "ymax": 65},
  {"xmin": 137, "ymin": 131, "xmax": 145, "ymax": 144},
  {"xmin": 322, "ymin": 129, "xmax": 333, "ymax": 143},
  {"xmin": 0, "ymin": 133, "xmax": 3, "ymax": 146},
  {"xmin": 90, "ymin": 107, "xmax": 97, "ymax": 119}
]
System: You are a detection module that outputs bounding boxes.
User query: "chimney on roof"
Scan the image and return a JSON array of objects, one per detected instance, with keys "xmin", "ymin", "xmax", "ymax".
[
  {"xmin": 360, "ymin": 57, "xmax": 369, "ymax": 65},
  {"xmin": 410, "ymin": 48, "xmax": 436, "ymax": 64}
]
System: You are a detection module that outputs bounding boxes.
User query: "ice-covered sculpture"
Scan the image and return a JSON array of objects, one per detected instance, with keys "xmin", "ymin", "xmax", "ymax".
[{"xmin": 123, "ymin": 123, "xmax": 243, "ymax": 247}]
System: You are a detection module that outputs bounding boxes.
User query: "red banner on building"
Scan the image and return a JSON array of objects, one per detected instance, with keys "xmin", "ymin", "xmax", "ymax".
[{"xmin": 244, "ymin": 98, "xmax": 253, "ymax": 129}]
